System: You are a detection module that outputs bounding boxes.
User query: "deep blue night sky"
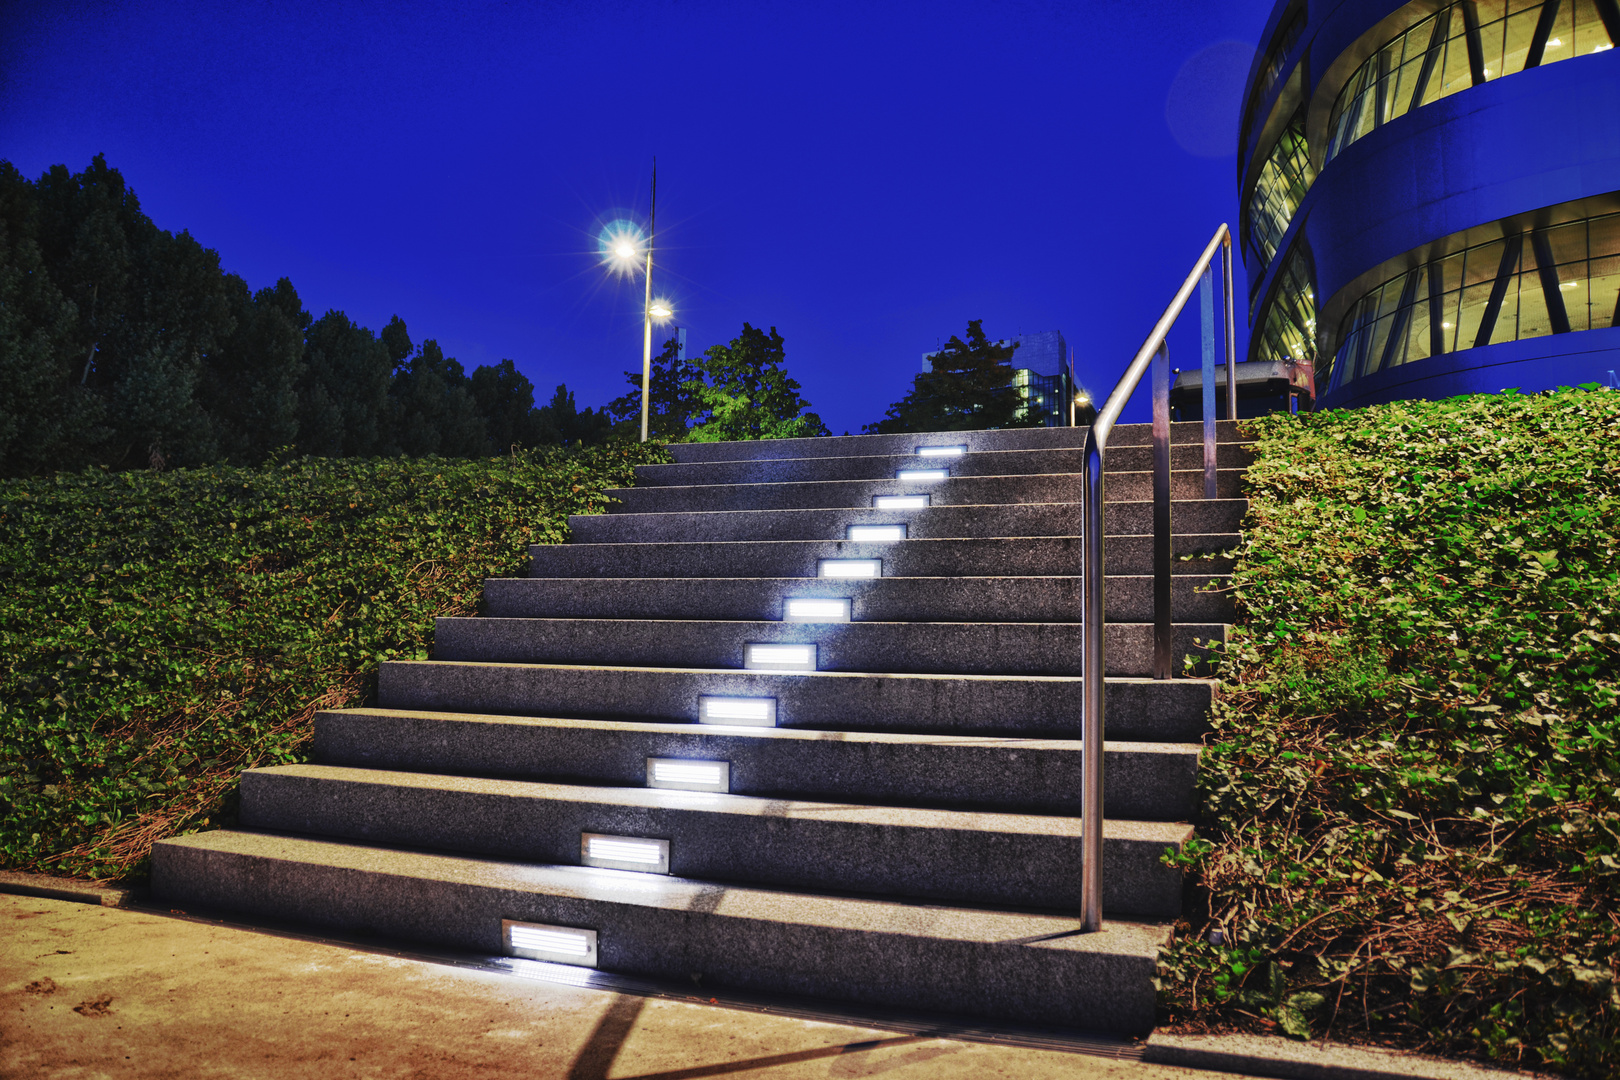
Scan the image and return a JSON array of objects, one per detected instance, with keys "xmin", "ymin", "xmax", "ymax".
[{"xmin": 1, "ymin": 0, "xmax": 1273, "ymax": 434}]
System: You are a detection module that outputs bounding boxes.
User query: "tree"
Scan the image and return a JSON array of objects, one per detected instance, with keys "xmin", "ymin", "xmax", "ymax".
[
  {"xmin": 200, "ymin": 276, "xmax": 309, "ymax": 463},
  {"xmin": 684, "ymin": 323, "xmax": 829, "ymax": 442},
  {"xmin": 864, "ymin": 319, "xmax": 1035, "ymax": 434},
  {"xmin": 392, "ymin": 338, "xmax": 486, "ymax": 457},
  {"xmin": 606, "ymin": 334, "xmax": 704, "ymax": 441},
  {"xmin": 535, "ymin": 384, "xmax": 612, "ymax": 446},
  {"xmin": 297, "ymin": 311, "xmax": 395, "ymax": 457},
  {"xmin": 470, "ymin": 359, "xmax": 541, "ymax": 453}
]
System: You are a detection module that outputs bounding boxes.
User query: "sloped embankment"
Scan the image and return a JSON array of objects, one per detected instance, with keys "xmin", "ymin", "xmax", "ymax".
[
  {"xmin": 0, "ymin": 443, "xmax": 668, "ymax": 881},
  {"xmin": 1159, "ymin": 386, "xmax": 1620, "ymax": 1075}
]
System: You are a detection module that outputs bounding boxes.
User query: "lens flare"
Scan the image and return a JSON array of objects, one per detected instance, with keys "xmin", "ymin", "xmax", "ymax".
[{"xmin": 598, "ymin": 219, "xmax": 647, "ymax": 275}]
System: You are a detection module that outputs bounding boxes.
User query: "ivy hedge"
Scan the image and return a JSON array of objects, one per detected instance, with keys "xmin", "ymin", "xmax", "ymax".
[
  {"xmin": 0, "ymin": 442, "xmax": 668, "ymax": 880},
  {"xmin": 1161, "ymin": 387, "xmax": 1620, "ymax": 1075}
]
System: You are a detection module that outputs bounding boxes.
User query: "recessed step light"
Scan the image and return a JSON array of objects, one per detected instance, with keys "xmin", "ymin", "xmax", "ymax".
[
  {"xmin": 502, "ymin": 919, "xmax": 598, "ymax": 966},
  {"xmin": 698, "ymin": 695, "xmax": 778, "ymax": 726},
  {"xmin": 647, "ymin": 757, "xmax": 730, "ymax": 792},
  {"xmin": 745, "ymin": 643, "xmax": 816, "ymax": 671},
  {"xmin": 916, "ymin": 445, "xmax": 966, "ymax": 457},
  {"xmin": 783, "ymin": 597, "xmax": 851, "ymax": 622},
  {"xmin": 846, "ymin": 524, "xmax": 906, "ymax": 541},
  {"xmin": 581, "ymin": 833, "xmax": 671, "ymax": 874},
  {"xmin": 819, "ymin": 559, "xmax": 880, "ymax": 578},
  {"xmin": 873, "ymin": 494, "xmax": 928, "ymax": 509},
  {"xmin": 895, "ymin": 469, "xmax": 947, "ymax": 482}
]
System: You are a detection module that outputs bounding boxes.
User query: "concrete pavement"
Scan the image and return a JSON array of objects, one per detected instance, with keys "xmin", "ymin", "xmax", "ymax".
[{"xmin": 1, "ymin": 891, "xmax": 1228, "ymax": 1079}]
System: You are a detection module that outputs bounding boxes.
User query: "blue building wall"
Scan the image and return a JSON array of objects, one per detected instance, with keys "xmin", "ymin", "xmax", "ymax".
[{"xmin": 1239, "ymin": 0, "xmax": 1620, "ymax": 410}]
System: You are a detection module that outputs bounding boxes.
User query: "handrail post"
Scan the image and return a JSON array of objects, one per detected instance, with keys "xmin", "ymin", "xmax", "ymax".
[
  {"xmin": 1152, "ymin": 342, "xmax": 1173, "ymax": 681},
  {"xmin": 1222, "ymin": 235, "xmax": 1238, "ymax": 423},
  {"xmin": 1200, "ymin": 265, "xmax": 1217, "ymax": 499},
  {"xmin": 1079, "ymin": 425, "xmax": 1107, "ymax": 933}
]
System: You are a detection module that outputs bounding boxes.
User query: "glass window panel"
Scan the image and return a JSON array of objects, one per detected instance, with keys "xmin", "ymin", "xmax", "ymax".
[
  {"xmin": 1574, "ymin": 0, "xmax": 1617, "ymax": 52},
  {"xmin": 1588, "ymin": 253, "xmax": 1620, "ymax": 329},
  {"xmin": 1476, "ymin": 0, "xmax": 1509, "ymax": 21},
  {"xmin": 1590, "ymin": 213, "xmax": 1620, "ymax": 259},
  {"xmin": 1462, "ymin": 238, "xmax": 1508, "ymax": 289},
  {"xmin": 1246, "ymin": 110, "xmax": 1315, "ymax": 268},
  {"xmin": 1543, "ymin": 219, "xmax": 1590, "ymax": 264},
  {"xmin": 1502, "ymin": 8, "xmax": 1541, "ymax": 74},
  {"xmin": 1391, "ymin": 54, "xmax": 1429, "ymax": 118},
  {"xmin": 1456, "ymin": 280, "xmax": 1497, "ymax": 348},
  {"xmin": 1489, "ymin": 272, "xmax": 1523, "ymax": 345},
  {"xmin": 1508, "ymin": 0, "xmax": 1543, "ymax": 14},
  {"xmin": 1559, "ymin": 270, "xmax": 1590, "ymax": 332},
  {"xmin": 1479, "ymin": 18, "xmax": 1507, "ymax": 78},
  {"xmin": 1363, "ymin": 312, "xmax": 1397, "ymax": 376},
  {"xmin": 1517, "ymin": 271, "xmax": 1554, "ymax": 338},
  {"xmin": 1541, "ymin": 0, "xmax": 1576, "ymax": 63},
  {"xmin": 1429, "ymin": 13, "xmax": 1473, "ymax": 101},
  {"xmin": 1404, "ymin": 268, "xmax": 1434, "ymax": 364},
  {"xmin": 1438, "ymin": 286, "xmax": 1465, "ymax": 352}
]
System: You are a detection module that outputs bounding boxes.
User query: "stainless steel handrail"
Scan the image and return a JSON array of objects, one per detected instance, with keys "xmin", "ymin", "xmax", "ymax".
[{"xmin": 1079, "ymin": 224, "xmax": 1237, "ymax": 932}]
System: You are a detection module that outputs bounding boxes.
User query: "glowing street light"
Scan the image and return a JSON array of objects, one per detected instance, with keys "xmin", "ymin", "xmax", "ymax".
[{"xmin": 598, "ymin": 163, "xmax": 671, "ymax": 442}]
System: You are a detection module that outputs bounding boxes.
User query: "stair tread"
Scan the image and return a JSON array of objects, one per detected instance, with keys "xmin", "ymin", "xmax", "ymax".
[
  {"xmin": 247, "ymin": 764, "xmax": 1194, "ymax": 841},
  {"xmin": 157, "ymin": 829, "xmax": 1173, "ymax": 954},
  {"xmin": 321, "ymin": 706, "xmax": 1202, "ymax": 756}
]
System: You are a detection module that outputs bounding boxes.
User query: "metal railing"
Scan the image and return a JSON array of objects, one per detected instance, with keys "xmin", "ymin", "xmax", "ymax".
[{"xmin": 1079, "ymin": 224, "xmax": 1237, "ymax": 931}]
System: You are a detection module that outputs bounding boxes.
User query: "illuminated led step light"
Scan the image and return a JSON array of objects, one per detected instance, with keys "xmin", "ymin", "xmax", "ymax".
[
  {"xmin": 916, "ymin": 445, "xmax": 966, "ymax": 457},
  {"xmin": 647, "ymin": 757, "xmax": 730, "ymax": 792},
  {"xmin": 502, "ymin": 919, "xmax": 598, "ymax": 966},
  {"xmin": 846, "ymin": 524, "xmax": 906, "ymax": 541},
  {"xmin": 698, "ymin": 695, "xmax": 778, "ymax": 726},
  {"xmin": 873, "ymin": 494, "xmax": 928, "ymax": 509},
  {"xmin": 581, "ymin": 833, "xmax": 671, "ymax": 874},
  {"xmin": 745, "ymin": 643, "xmax": 816, "ymax": 671},
  {"xmin": 819, "ymin": 559, "xmax": 880, "ymax": 578},
  {"xmin": 895, "ymin": 469, "xmax": 947, "ymax": 482},
  {"xmin": 783, "ymin": 597, "xmax": 851, "ymax": 622}
]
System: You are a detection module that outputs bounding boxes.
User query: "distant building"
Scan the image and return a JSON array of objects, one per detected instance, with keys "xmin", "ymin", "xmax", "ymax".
[{"xmin": 921, "ymin": 329, "xmax": 1089, "ymax": 426}]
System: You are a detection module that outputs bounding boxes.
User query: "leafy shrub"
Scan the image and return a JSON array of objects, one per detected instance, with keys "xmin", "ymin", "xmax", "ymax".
[
  {"xmin": 1160, "ymin": 387, "xmax": 1620, "ymax": 1075},
  {"xmin": 0, "ymin": 442, "xmax": 668, "ymax": 879}
]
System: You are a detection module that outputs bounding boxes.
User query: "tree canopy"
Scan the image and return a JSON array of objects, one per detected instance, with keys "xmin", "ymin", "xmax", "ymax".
[
  {"xmin": 684, "ymin": 323, "xmax": 829, "ymax": 442},
  {"xmin": 864, "ymin": 319, "xmax": 1035, "ymax": 434}
]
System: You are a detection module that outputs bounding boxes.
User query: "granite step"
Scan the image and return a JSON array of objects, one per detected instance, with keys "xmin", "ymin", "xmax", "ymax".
[
  {"xmin": 431, "ymin": 616, "xmax": 1225, "ymax": 678},
  {"xmin": 312, "ymin": 708, "xmax": 1200, "ymax": 820},
  {"xmin": 529, "ymin": 535, "xmax": 1240, "ymax": 579},
  {"xmin": 603, "ymin": 470, "xmax": 1242, "ymax": 513},
  {"xmin": 482, "ymin": 574, "xmax": 1235, "ymax": 624},
  {"xmin": 664, "ymin": 421, "xmax": 1250, "ymax": 462},
  {"xmin": 377, "ymin": 660, "xmax": 1214, "ymax": 742},
  {"xmin": 633, "ymin": 446, "xmax": 1251, "ymax": 488},
  {"xmin": 571, "ymin": 499, "xmax": 1247, "ymax": 544},
  {"xmin": 150, "ymin": 830, "xmax": 1170, "ymax": 1032},
  {"xmin": 235, "ymin": 764, "xmax": 1190, "ymax": 916}
]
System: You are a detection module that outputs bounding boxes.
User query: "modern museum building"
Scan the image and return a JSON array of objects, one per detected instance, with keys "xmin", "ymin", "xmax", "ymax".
[{"xmin": 1239, "ymin": 0, "xmax": 1620, "ymax": 410}]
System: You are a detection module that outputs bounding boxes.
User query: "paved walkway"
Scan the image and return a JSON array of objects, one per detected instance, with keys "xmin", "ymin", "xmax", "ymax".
[{"xmin": 1, "ymin": 892, "xmax": 1233, "ymax": 1079}]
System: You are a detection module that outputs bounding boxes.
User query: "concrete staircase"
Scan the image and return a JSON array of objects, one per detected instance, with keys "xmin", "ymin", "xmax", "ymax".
[{"xmin": 152, "ymin": 421, "xmax": 1250, "ymax": 1035}]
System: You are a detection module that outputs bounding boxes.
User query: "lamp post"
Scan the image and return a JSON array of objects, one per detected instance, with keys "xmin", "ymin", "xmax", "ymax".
[{"xmin": 604, "ymin": 162, "xmax": 673, "ymax": 442}]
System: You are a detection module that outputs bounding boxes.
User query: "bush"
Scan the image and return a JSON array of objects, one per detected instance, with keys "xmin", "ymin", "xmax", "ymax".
[
  {"xmin": 0, "ymin": 442, "xmax": 669, "ymax": 879},
  {"xmin": 1159, "ymin": 387, "xmax": 1620, "ymax": 1075}
]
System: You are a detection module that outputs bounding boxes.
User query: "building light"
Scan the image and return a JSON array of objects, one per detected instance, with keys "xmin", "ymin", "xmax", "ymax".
[
  {"xmin": 819, "ymin": 559, "xmax": 880, "ymax": 578},
  {"xmin": 647, "ymin": 758, "xmax": 729, "ymax": 792},
  {"xmin": 503, "ymin": 919, "xmax": 599, "ymax": 966},
  {"xmin": 915, "ymin": 445, "xmax": 966, "ymax": 457},
  {"xmin": 1547, "ymin": 37, "xmax": 1562, "ymax": 47},
  {"xmin": 698, "ymin": 695, "xmax": 778, "ymax": 726},
  {"xmin": 745, "ymin": 643, "xmax": 816, "ymax": 671},
  {"xmin": 581, "ymin": 833, "xmax": 670, "ymax": 873},
  {"xmin": 846, "ymin": 524, "xmax": 905, "ymax": 541},
  {"xmin": 895, "ymin": 469, "xmax": 947, "ymax": 482},
  {"xmin": 1596, "ymin": 43, "xmax": 1615, "ymax": 52},
  {"xmin": 1559, "ymin": 281, "xmax": 1577, "ymax": 289},
  {"xmin": 873, "ymin": 494, "xmax": 928, "ymax": 509},
  {"xmin": 783, "ymin": 597, "xmax": 852, "ymax": 621}
]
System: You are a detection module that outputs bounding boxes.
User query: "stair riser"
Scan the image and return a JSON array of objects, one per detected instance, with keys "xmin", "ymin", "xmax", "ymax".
[
  {"xmin": 433, "ymin": 617, "xmax": 1224, "ymax": 678},
  {"xmin": 637, "ymin": 446, "xmax": 1252, "ymax": 487},
  {"xmin": 238, "ymin": 771, "xmax": 1186, "ymax": 916},
  {"xmin": 572, "ymin": 499, "xmax": 1246, "ymax": 544},
  {"xmin": 377, "ymin": 661, "xmax": 1212, "ymax": 741},
  {"xmin": 667, "ymin": 421, "xmax": 1249, "ymax": 462},
  {"xmin": 150, "ymin": 835, "xmax": 1162, "ymax": 1032},
  {"xmin": 313, "ymin": 711, "xmax": 1199, "ymax": 820},
  {"xmin": 484, "ymin": 575, "xmax": 1235, "ymax": 624},
  {"xmin": 529, "ymin": 536, "xmax": 1239, "ymax": 579}
]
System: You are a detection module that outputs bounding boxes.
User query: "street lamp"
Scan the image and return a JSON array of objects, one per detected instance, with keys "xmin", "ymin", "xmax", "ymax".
[{"xmin": 601, "ymin": 162, "xmax": 673, "ymax": 442}]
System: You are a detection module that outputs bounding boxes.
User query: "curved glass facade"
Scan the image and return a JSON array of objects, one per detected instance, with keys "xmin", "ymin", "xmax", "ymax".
[
  {"xmin": 1326, "ymin": 0, "xmax": 1618, "ymax": 164},
  {"xmin": 1246, "ymin": 107, "xmax": 1317, "ymax": 268},
  {"xmin": 1329, "ymin": 208, "xmax": 1620, "ymax": 390},
  {"xmin": 1243, "ymin": 8, "xmax": 1306, "ymax": 138},
  {"xmin": 1254, "ymin": 244, "xmax": 1321, "ymax": 379}
]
